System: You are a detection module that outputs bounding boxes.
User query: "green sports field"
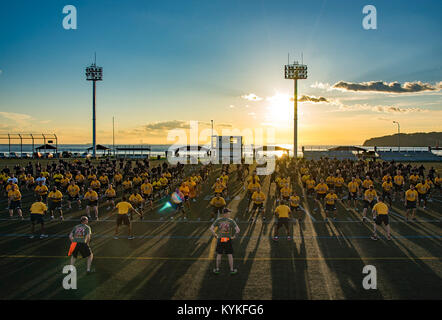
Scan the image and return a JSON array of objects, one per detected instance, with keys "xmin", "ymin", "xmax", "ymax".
[{"xmin": 0, "ymin": 160, "xmax": 441, "ymax": 300}]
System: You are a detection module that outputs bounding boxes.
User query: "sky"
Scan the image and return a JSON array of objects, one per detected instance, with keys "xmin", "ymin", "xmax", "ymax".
[{"xmin": 0, "ymin": 0, "xmax": 441, "ymax": 147}]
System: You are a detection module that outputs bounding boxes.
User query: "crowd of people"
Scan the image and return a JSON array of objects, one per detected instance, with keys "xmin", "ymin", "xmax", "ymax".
[{"xmin": 0, "ymin": 156, "xmax": 440, "ymax": 275}]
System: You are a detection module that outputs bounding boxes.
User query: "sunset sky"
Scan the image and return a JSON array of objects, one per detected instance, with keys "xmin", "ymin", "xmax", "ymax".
[{"xmin": 0, "ymin": 0, "xmax": 441, "ymax": 147}]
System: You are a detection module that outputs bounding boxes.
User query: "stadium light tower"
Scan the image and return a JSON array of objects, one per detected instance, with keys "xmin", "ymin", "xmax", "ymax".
[
  {"xmin": 85, "ymin": 56, "xmax": 103, "ymax": 158},
  {"xmin": 285, "ymin": 59, "xmax": 307, "ymax": 159}
]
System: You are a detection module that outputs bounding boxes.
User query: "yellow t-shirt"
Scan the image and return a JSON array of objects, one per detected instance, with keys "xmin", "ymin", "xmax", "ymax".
[
  {"xmin": 382, "ymin": 181, "xmax": 393, "ymax": 191},
  {"xmin": 141, "ymin": 183, "xmax": 153, "ymax": 195},
  {"xmin": 405, "ymin": 189, "xmax": 418, "ymax": 202},
  {"xmin": 394, "ymin": 175, "xmax": 404, "ymax": 186},
  {"xmin": 30, "ymin": 202, "xmax": 47, "ymax": 215},
  {"xmin": 348, "ymin": 182, "xmax": 358, "ymax": 193},
  {"xmin": 247, "ymin": 182, "xmax": 260, "ymax": 192},
  {"xmin": 35, "ymin": 185, "xmax": 48, "ymax": 195},
  {"xmin": 325, "ymin": 193, "xmax": 338, "ymax": 205},
  {"xmin": 280, "ymin": 187, "xmax": 291, "ymax": 197},
  {"xmin": 105, "ymin": 188, "xmax": 116, "ymax": 197},
  {"xmin": 210, "ymin": 197, "xmax": 226, "ymax": 208},
  {"xmin": 85, "ymin": 191, "xmax": 98, "ymax": 201},
  {"xmin": 372, "ymin": 202, "xmax": 388, "ymax": 215},
  {"xmin": 252, "ymin": 191, "xmax": 266, "ymax": 204},
  {"xmin": 315, "ymin": 183, "xmax": 328, "ymax": 194},
  {"xmin": 275, "ymin": 205, "xmax": 290, "ymax": 218},
  {"xmin": 364, "ymin": 189, "xmax": 377, "ymax": 202},
  {"xmin": 289, "ymin": 195, "xmax": 300, "ymax": 207},
  {"xmin": 415, "ymin": 183, "xmax": 430, "ymax": 194},
  {"xmin": 8, "ymin": 190, "xmax": 22, "ymax": 201},
  {"xmin": 48, "ymin": 190, "xmax": 63, "ymax": 202},
  {"xmin": 116, "ymin": 201, "xmax": 133, "ymax": 214},
  {"xmin": 67, "ymin": 185, "xmax": 80, "ymax": 196}
]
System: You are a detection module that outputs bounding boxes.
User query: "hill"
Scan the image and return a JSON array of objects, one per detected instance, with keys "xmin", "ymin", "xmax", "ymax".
[{"xmin": 363, "ymin": 132, "xmax": 442, "ymax": 147}]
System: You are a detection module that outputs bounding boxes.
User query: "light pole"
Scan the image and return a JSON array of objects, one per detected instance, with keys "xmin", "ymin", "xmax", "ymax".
[
  {"xmin": 393, "ymin": 121, "xmax": 400, "ymax": 152},
  {"xmin": 85, "ymin": 58, "xmax": 103, "ymax": 158},
  {"xmin": 284, "ymin": 60, "xmax": 307, "ymax": 159}
]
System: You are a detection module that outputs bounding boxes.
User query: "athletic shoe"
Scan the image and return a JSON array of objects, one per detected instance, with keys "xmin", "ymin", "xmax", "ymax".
[
  {"xmin": 183, "ymin": 217, "xmax": 187, "ymax": 221},
  {"xmin": 371, "ymin": 235, "xmax": 378, "ymax": 241},
  {"xmin": 210, "ymin": 218, "xmax": 214, "ymax": 222},
  {"xmin": 114, "ymin": 236, "xmax": 119, "ymax": 240},
  {"xmin": 86, "ymin": 269, "xmax": 96, "ymax": 275},
  {"xmin": 60, "ymin": 216, "xmax": 64, "ymax": 221},
  {"xmin": 230, "ymin": 269, "xmax": 238, "ymax": 275},
  {"xmin": 287, "ymin": 236, "xmax": 292, "ymax": 241},
  {"xmin": 333, "ymin": 217, "xmax": 337, "ymax": 221},
  {"xmin": 51, "ymin": 216, "xmax": 55, "ymax": 220},
  {"xmin": 213, "ymin": 268, "xmax": 220, "ymax": 275},
  {"xmin": 362, "ymin": 216, "xmax": 368, "ymax": 222},
  {"xmin": 272, "ymin": 236, "xmax": 279, "ymax": 241},
  {"xmin": 40, "ymin": 234, "xmax": 48, "ymax": 238},
  {"xmin": 128, "ymin": 236, "xmax": 135, "ymax": 240},
  {"xmin": 78, "ymin": 206, "xmax": 82, "ymax": 210},
  {"xmin": 29, "ymin": 235, "xmax": 35, "ymax": 239},
  {"xmin": 170, "ymin": 216, "xmax": 174, "ymax": 221},
  {"xmin": 107, "ymin": 207, "xmax": 111, "ymax": 210}
]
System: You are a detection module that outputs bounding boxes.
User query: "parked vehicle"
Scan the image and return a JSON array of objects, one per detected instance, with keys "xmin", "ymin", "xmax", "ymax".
[
  {"xmin": 44, "ymin": 152, "xmax": 54, "ymax": 159},
  {"xmin": 21, "ymin": 153, "xmax": 31, "ymax": 159},
  {"xmin": 9, "ymin": 152, "xmax": 19, "ymax": 158},
  {"xmin": 33, "ymin": 152, "xmax": 43, "ymax": 159},
  {"xmin": 62, "ymin": 151, "xmax": 72, "ymax": 158},
  {"xmin": 0, "ymin": 153, "xmax": 6, "ymax": 159}
]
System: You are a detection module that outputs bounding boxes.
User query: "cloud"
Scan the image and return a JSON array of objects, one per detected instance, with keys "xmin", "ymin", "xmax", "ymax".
[
  {"xmin": 310, "ymin": 82, "xmax": 332, "ymax": 90},
  {"xmin": 143, "ymin": 120, "xmax": 192, "ymax": 131},
  {"xmin": 241, "ymin": 93, "xmax": 263, "ymax": 101},
  {"xmin": 337, "ymin": 104, "xmax": 427, "ymax": 114},
  {"xmin": 332, "ymin": 80, "xmax": 439, "ymax": 93},
  {"xmin": 298, "ymin": 95, "xmax": 329, "ymax": 103}
]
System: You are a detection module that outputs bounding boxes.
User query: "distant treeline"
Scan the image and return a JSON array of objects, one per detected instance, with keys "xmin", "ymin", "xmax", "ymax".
[{"xmin": 363, "ymin": 132, "xmax": 442, "ymax": 147}]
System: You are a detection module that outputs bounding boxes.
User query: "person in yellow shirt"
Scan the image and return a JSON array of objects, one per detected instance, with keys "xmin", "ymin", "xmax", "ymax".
[
  {"xmin": 187, "ymin": 179, "xmax": 197, "ymax": 203},
  {"xmin": 393, "ymin": 171, "xmax": 405, "ymax": 201},
  {"xmin": 415, "ymin": 179, "xmax": 430, "ymax": 209},
  {"xmin": 347, "ymin": 177, "xmax": 359, "ymax": 210},
  {"xmin": 250, "ymin": 187, "xmax": 266, "ymax": 222},
  {"xmin": 48, "ymin": 186, "xmax": 64, "ymax": 220},
  {"xmin": 279, "ymin": 183, "xmax": 292, "ymax": 203},
  {"xmin": 247, "ymin": 180, "xmax": 261, "ymax": 206},
  {"xmin": 209, "ymin": 193, "xmax": 227, "ymax": 221},
  {"xmin": 52, "ymin": 171, "xmax": 63, "ymax": 188},
  {"xmin": 8, "ymin": 184, "xmax": 23, "ymax": 220},
  {"xmin": 84, "ymin": 187, "xmax": 99, "ymax": 220},
  {"xmin": 34, "ymin": 181, "xmax": 49, "ymax": 202},
  {"xmin": 314, "ymin": 179, "xmax": 329, "ymax": 211},
  {"xmin": 29, "ymin": 197, "xmax": 48, "ymax": 239},
  {"xmin": 325, "ymin": 190, "xmax": 338, "ymax": 221},
  {"xmin": 362, "ymin": 176, "xmax": 374, "ymax": 193},
  {"xmin": 305, "ymin": 177, "xmax": 316, "ymax": 198},
  {"xmin": 362, "ymin": 185, "xmax": 377, "ymax": 222},
  {"xmin": 129, "ymin": 192, "xmax": 144, "ymax": 213},
  {"xmin": 112, "ymin": 196, "xmax": 141, "ymax": 240},
  {"xmin": 75, "ymin": 172, "xmax": 86, "ymax": 192},
  {"xmin": 178, "ymin": 182, "xmax": 190, "ymax": 219},
  {"xmin": 381, "ymin": 177, "xmax": 393, "ymax": 206},
  {"xmin": 60, "ymin": 176, "xmax": 70, "ymax": 193},
  {"xmin": 371, "ymin": 198, "xmax": 391, "ymax": 241},
  {"xmin": 212, "ymin": 178, "xmax": 226, "ymax": 195},
  {"xmin": 25, "ymin": 174, "xmax": 35, "ymax": 190},
  {"xmin": 289, "ymin": 193, "xmax": 302, "ymax": 221},
  {"xmin": 409, "ymin": 173, "xmax": 420, "ymax": 186},
  {"xmin": 273, "ymin": 201, "xmax": 292, "ymax": 241},
  {"xmin": 334, "ymin": 174, "xmax": 345, "ymax": 198},
  {"xmin": 114, "ymin": 172, "xmax": 123, "ymax": 189},
  {"xmin": 405, "ymin": 184, "xmax": 418, "ymax": 221},
  {"xmin": 99, "ymin": 174, "xmax": 109, "ymax": 190},
  {"xmin": 90, "ymin": 177, "xmax": 101, "ymax": 195},
  {"xmin": 104, "ymin": 184, "xmax": 117, "ymax": 210},
  {"xmin": 67, "ymin": 180, "xmax": 82, "ymax": 210},
  {"xmin": 122, "ymin": 178, "xmax": 133, "ymax": 193},
  {"xmin": 141, "ymin": 179, "xmax": 153, "ymax": 208}
]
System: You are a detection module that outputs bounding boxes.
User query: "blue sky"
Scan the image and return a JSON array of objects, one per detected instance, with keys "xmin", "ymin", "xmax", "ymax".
[{"xmin": 0, "ymin": 0, "xmax": 441, "ymax": 145}]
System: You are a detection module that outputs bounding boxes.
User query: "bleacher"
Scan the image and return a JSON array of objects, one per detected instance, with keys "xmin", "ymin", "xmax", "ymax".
[{"xmin": 377, "ymin": 151, "xmax": 441, "ymax": 162}]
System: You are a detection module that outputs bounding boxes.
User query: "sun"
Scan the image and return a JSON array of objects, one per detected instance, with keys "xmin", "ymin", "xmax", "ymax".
[{"xmin": 265, "ymin": 92, "xmax": 293, "ymax": 124}]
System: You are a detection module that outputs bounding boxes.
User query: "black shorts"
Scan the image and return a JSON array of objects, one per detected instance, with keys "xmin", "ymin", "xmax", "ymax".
[
  {"xmin": 87, "ymin": 200, "xmax": 98, "ymax": 207},
  {"xmin": 375, "ymin": 214, "xmax": 389, "ymax": 226},
  {"xmin": 215, "ymin": 238, "xmax": 233, "ymax": 255},
  {"xmin": 394, "ymin": 184, "xmax": 403, "ymax": 191},
  {"xmin": 307, "ymin": 188, "xmax": 314, "ymax": 195},
  {"xmin": 406, "ymin": 201, "xmax": 416, "ymax": 209},
  {"xmin": 418, "ymin": 193, "xmax": 427, "ymax": 201},
  {"xmin": 290, "ymin": 205, "xmax": 300, "ymax": 212},
  {"xmin": 184, "ymin": 195, "xmax": 189, "ymax": 202},
  {"xmin": 68, "ymin": 194, "xmax": 79, "ymax": 201},
  {"xmin": 382, "ymin": 191, "xmax": 392, "ymax": 199},
  {"xmin": 143, "ymin": 194, "xmax": 153, "ymax": 201},
  {"xmin": 364, "ymin": 200, "xmax": 374, "ymax": 209},
  {"xmin": 335, "ymin": 187, "xmax": 342, "ymax": 194},
  {"xmin": 37, "ymin": 194, "xmax": 48, "ymax": 202},
  {"xmin": 212, "ymin": 206, "xmax": 224, "ymax": 215},
  {"xmin": 252, "ymin": 203, "xmax": 264, "ymax": 211},
  {"xmin": 106, "ymin": 196, "xmax": 116, "ymax": 201},
  {"xmin": 48, "ymin": 201, "xmax": 62, "ymax": 211},
  {"xmin": 325, "ymin": 204, "xmax": 336, "ymax": 211},
  {"xmin": 348, "ymin": 192, "xmax": 357, "ymax": 200},
  {"xmin": 277, "ymin": 217, "xmax": 289, "ymax": 229},
  {"xmin": 9, "ymin": 200, "xmax": 21, "ymax": 210},
  {"xmin": 117, "ymin": 214, "xmax": 130, "ymax": 226},
  {"xmin": 281, "ymin": 196, "xmax": 290, "ymax": 202},
  {"xmin": 72, "ymin": 242, "xmax": 92, "ymax": 258},
  {"xmin": 30, "ymin": 214, "xmax": 44, "ymax": 224},
  {"xmin": 316, "ymin": 193, "xmax": 326, "ymax": 200}
]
